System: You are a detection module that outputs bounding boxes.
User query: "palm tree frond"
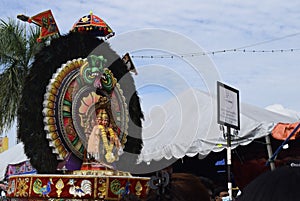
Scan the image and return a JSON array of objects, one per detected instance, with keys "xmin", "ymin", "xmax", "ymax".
[{"xmin": 0, "ymin": 18, "xmax": 41, "ymax": 134}]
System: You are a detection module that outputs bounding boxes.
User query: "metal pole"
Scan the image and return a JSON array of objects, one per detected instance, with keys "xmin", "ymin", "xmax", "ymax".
[
  {"xmin": 226, "ymin": 126, "xmax": 232, "ymax": 200},
  {"xmin": 266, "ymin": 122, "xmax": 300, "ymax": 167},
  {"xmin": 265, "ymin": 135, "xmax": 275, "ymax": 171}
]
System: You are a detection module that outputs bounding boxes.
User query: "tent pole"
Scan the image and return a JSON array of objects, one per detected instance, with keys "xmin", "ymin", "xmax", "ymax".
[
  {"xmin": 265, "ymin": 135, "xmax": 275, "ymax": 171},
  {"xmin": 226, "ymin": 126, "xmax": 232, "ymax": 200},
  {"xmin": 266, "ymin": 122, "xmax": 300, "ymax": 168}
]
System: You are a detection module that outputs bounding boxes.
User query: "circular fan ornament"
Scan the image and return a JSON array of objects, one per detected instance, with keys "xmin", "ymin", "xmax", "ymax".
[
  {"xmin": 43, "ymin": 55, "xmax": 129, "ymax": 163},
  {"xmin": 71, "ymin": 11, "xmax": 115, "ymax": 39}
]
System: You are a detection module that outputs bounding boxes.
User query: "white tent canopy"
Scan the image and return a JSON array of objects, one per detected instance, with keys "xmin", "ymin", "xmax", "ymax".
[
  {"xmin": 138, "ymin": 89, "xmax": 298, "ymax": 163},
  {"xmin": 0, "ymin": 142, "xmax": 28, "ymax": 181}
]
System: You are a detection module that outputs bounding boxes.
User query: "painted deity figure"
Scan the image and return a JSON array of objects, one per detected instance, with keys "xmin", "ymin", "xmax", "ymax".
[{"xmin": 87, "ymin": 109, "xmax": 123, "ymax": 164}]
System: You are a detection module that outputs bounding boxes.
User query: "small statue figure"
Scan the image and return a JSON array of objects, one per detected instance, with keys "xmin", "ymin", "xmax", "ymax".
[{"xmin": 87, "ymin": 109, "xmax": 123, "ymax": 164}]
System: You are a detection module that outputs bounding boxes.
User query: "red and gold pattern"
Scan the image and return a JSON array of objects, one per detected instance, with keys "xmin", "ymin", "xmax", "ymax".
[
  {"xmin": 43, "ymin": 58, "xmax": 86, "ymax": 160},
  {"xmin": 71, "ymin": 11, "xmax": 114, "ymax": 38},
  {"xmin": 7, "ymin": 174, "xmax": 150, "ymax": 200},
  {"xmin": 43, "ymin": 58, "xmax": 129, "ymax": 161},
  {"xmin": 28, "ymin": 10, "xmax": 60, "ymax": 42}
]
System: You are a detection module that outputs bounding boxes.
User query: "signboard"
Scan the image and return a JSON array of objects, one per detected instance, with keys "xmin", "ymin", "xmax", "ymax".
[{"xmin": 217, "ymin": 81, "xmax": 240, "ymax": 130}]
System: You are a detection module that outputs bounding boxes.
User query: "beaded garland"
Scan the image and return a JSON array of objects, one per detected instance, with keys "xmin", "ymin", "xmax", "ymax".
[{"xmin": 99, "ymin": 125, "xmax": 117, "ymax": 163}]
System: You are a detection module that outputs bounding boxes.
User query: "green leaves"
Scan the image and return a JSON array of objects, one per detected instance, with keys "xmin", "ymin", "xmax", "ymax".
[{"xmin": 0, "ymin": 18, "xmax": 41, "ymax": 134}]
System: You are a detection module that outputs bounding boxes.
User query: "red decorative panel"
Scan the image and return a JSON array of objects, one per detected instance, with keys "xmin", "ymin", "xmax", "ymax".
[{"xmin": 7, "ymin": 174, "xmax": 150, "ymax": 200}]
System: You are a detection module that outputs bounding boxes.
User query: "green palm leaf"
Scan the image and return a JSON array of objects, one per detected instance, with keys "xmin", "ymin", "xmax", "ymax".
[{"xmin": 0, "ymin": 18, "xmax": 42, "ymax": 133}]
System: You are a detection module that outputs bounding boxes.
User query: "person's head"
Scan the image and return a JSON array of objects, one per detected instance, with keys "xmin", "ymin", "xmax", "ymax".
[
  {"xmin": 237, "ymin": 166, "xmax": 300, "ymax": 201},
  {"xmin": 199, "ymin": 176, "xmax": 215, "ymax": 201},
  {"xmin": 146, "ymin": 172, "xmax": 210, "ymax": 201},
  {"xmin": 213, "ymin": 186, "xmax": 229, "ymax": 201}
]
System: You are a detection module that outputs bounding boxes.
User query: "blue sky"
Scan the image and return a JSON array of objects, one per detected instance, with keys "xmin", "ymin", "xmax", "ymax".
[{"xmin": 1, "ymin": 0, "xmax": 300, "ymax": 147}]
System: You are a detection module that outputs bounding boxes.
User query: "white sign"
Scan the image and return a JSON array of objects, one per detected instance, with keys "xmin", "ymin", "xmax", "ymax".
[{"xmin": 217, "ymin": 81, "xmax": 240, "ymax": 130}]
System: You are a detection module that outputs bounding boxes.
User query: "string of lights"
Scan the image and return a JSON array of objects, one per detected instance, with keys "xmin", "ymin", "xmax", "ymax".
[
  {"xmin": 131, "ymin": 48, "xmax": 300, "ymax": 59},
  {"xmin": 131, "ymin": 32, "xmax": 300, "ymax": 58}
]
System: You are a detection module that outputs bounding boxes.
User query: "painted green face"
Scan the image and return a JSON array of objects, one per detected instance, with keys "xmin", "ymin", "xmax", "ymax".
[
  {"xmin": 82, "ymin": 55, "xmax": 106, "ymax": 85},
  {"xmin": 80, "ymin": 55, "xmax": 116, "ymax": 93}
]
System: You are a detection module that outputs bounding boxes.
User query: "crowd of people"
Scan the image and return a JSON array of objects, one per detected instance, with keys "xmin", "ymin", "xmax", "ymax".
[{"xmin": 120, "ymin": 171, "xmax": 233, "ymax": 201}]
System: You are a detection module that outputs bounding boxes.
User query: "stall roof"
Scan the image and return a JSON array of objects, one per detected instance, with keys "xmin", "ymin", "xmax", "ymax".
[{"xmin": 138, "ymin": 89, "xmax": 298, "ymax": 163}]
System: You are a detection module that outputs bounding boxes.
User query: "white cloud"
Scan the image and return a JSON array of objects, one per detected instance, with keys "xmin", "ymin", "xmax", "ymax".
[{"xmin": 0, "ymin": 0, "xmax": 299, "ymax": 114}]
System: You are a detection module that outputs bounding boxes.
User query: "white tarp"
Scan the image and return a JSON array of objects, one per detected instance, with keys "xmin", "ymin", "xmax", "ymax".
[
  {"xmin": 138, "ymin": 89, "xmax": 299, "ymax": 163},
  {"xmin": 0, "ymin": 142, "xmax": 28, "ymax": 180}
]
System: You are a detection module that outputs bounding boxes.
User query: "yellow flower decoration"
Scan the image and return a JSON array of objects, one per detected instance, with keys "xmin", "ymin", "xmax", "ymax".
[{"xmin": 99, "ymin": 125, "xmax": 116, "ymax": 163}]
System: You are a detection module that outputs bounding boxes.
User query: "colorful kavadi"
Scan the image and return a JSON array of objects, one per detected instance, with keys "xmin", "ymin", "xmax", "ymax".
[{"xmin": 8, "ymin": 11, "xmax": 149, "ymax": 200}]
